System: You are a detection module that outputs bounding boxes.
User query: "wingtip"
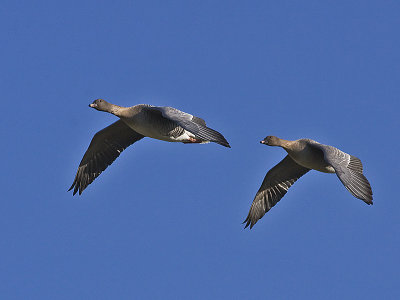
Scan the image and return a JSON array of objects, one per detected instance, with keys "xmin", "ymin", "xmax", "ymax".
[
  {"xmin": 68, "ymin": 183, "xmax": 78, "ymax": 195},
  {"xmin": 69, "ymin": 176, "xmax": 80, "ymax": 195},
  {"xmin": 216, "ymin": 142, "xmax": 230, "ymax": 148},
  {"xmin": 68, "ymin": 179, "xmax": 75, "ymax": 191},
  {"xmin": 242, "ymin": 219, "xmax": 248, "ymax": 228},
  {"xmin": 68, "ymin": 183, "xmax": 80, "ymax": 196},
  {"xmin": 244, "ymin": 223, "xmax": 254, "ymax": 230},
  {"xmin": 243, "ymin": 218, "xmax": 254, "ymax": 229},
  {"xmin": 217, "ymin": 139, "xmax": 230, "ymax": 148},
  {"xmin": 361, "ymin": 194, "xmax": 373, "ymax": 205}
]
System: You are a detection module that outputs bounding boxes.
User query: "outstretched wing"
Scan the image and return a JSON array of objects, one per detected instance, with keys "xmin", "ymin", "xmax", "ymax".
[
  {"xmin": 313, "ymin": 144, "xmax": 373, "ymax": 204},
  {"xmin": 69, "ymin": 120, "xmax": 144, "ymax": 195},
  {"xmin": 146, "ymin": 106, "xmax": 230, "ymax": 147},
  {"xmin": 244, "ymin": 155, "xmax": 310, "ymax": 229}
]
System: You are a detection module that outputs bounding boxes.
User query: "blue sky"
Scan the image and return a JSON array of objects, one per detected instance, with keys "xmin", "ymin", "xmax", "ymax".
[{"xmin": 1, "ymin": 0, "xmax": 399, "ymax": 299}]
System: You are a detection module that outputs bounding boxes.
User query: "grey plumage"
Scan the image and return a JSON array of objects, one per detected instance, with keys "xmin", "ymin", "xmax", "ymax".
[
  {"xmin": 244, "ymin": 136, "xmax": 373, "ymax": 228},
  {"xmin": 314, "ymin": 144, "xmax": 373, "ymax": 202},
  {"xmin": 69, "ymin": 99, "xmax": 230, "ymax": 195},
  {"xmin": 147, "ymin": 106, "xmax": 230, "ymax": 147},
  {"xmin": 69, "ymin": 121, "xmax": 144, "ymax": 195},
  {"xmin": 243, "ymin": 156, "xmax": 310, "ymax": 229}
]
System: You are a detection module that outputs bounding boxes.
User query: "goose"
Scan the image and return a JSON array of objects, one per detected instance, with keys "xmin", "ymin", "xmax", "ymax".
[
  {"xmin": 244, "ymin": 136, "xmax": 373, "ymax": 228},
  {"xmin": 69, "ymin": 99, "xmax": 230, "ymax": 195}
]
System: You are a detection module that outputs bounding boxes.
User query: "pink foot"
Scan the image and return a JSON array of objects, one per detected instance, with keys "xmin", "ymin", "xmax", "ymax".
[{"xmin": 183, "ymin": 137, "xmax": 203, "ymax": 144}]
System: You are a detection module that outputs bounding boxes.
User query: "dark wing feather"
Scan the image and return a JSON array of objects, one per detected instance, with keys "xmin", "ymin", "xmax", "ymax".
[
  {"xmin": 147, "ymin": 106, "xmax": 230, "ymax": 147},
  {"xmin": 192, "ymin": 116, "xmax": 206, "ymax": 126},
  {"xmin": 69, "ymin": 120, "xmax": 144, "ymax": 195},
  {"xmin": 314, "ymin": 144, "xmax": 373, "ymax": 204},
  {"xmin": 244, "ymin": 155, "xmax": 310, "ymax": 229}
]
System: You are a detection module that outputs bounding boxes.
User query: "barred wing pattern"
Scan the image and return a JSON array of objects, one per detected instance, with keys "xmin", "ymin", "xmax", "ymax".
[
  {"xmin": 244, "ymin": 155, "xmax": 310, "ymax": 229},
  {"xmin": 147, "ymin": 106, "xmax": 230, "ymax": 148},
  {"xmin": 69, "ymin": 120, "xmax": 144, "ymax": 195},
  {"xmin": 314, "ymin": 144, "xmax": 373, "ymax": 204}
]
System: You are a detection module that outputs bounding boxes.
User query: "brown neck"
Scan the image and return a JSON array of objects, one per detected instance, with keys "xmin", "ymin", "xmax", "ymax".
[
  {"xmin": 107, "ymin": 104, "xmax": 131, "ymax": 118},
  {"xmin": 109, "ymin": 105, "xmax": 122, "ymax": 116},
  {"xmin": 274, "ymin": 137, "xmax": 293, "ymax": 150}
]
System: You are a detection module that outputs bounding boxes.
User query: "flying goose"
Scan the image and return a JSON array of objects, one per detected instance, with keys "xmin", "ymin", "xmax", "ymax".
[
  {"xmin": 69, "ymin": 99, "xmax": 230, "ymax": 195},
  {"xmin": 244, "ymin": 136, "xmax": 373, "ymax": 228}
]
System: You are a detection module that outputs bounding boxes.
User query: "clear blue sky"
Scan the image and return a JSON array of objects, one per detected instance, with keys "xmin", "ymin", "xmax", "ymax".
[{"xmin": 1, "ymin": 0, "xmax": 399, "ymax": 299}]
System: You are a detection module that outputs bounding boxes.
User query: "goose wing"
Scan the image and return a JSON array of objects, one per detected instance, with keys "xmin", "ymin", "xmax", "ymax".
[
  {"xmin": 69, "ymin": 120, "xmax": 144, "ymax": 195},
  {"xmin": 244, "ymin": 155, "xmax": 310, "ymax": 229},
  {"xmin": 146, "ymin": 106, "xmax": 230, "ymax": 147},
  {"xmin": 313, "ymin": 144, "xmax": 373, "ymax": 204}
]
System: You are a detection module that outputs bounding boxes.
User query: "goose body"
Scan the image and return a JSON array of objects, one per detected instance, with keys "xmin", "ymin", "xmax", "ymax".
[
  {"xmin": 284, "ymin": 139, "xmax": 336, "ymax": 173},
  {"xmin": 119, "ymin": 104, "xmax": 205, "ymax": 143},
  {"xmin": 69, "ymin": 99, "xmax": 230, "ymax": 195},
  {"xmin": 244, "ymin": 136, "xmax": 373, "ymax": 229}
]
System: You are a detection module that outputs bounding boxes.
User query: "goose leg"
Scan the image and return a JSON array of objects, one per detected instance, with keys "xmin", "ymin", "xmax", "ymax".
[{"xmin": 183, "ymin": 137, "xmax": 203, "ymax": 144}]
